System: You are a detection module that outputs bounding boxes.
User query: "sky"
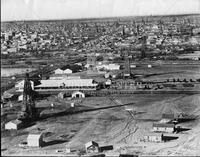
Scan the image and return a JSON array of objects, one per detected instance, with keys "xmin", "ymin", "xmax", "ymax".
[{"xmin": 1, "ymin": 0, "xmax": 200, "ymax": 21}]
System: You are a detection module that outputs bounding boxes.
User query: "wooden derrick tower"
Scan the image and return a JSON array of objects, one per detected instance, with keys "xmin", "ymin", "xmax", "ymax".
[
  {"xmin": 141, "ymin": 35, "xmax": 147, "ymax": 59},
  {"xmin": 123, "ymin": 51, "xmax": 131, "ymax": 78},
  {"xmin": 19, "ymin": 73, "xmax": 36, "ymax": 121},
  {"xmin": 87, "ymin": 53, "xmax": 98, "ymax": 74}
]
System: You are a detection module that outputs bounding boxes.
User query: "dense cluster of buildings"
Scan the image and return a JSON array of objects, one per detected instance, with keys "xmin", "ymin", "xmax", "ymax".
[{"xmin": 1, "ymin": 15, "xmax": 200, "ymax": 61}]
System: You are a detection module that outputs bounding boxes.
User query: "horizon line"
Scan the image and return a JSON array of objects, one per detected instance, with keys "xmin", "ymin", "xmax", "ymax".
[{"xmin": 1, "ymin": 13, "xmax": 200, "ymax": 23}]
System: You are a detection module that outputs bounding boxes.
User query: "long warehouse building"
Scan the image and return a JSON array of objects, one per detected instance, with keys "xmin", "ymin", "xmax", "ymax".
[{"xmin": 34, "ymin": 79, "xmax": 98, "ymax": 91}]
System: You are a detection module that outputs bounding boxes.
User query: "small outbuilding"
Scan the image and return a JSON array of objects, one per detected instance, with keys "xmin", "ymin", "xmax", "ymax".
[
  {"xmin": 85, "ymin": 141, "xmax": 99, "ymax": 153},
  {"xmin": 18, "ymin": 94, "xmax": 23, "ymax": 102},
  {"xmin": 5, "ymin": 119, "xmax": 23, "ymax": 130},
  {"xmin": 72, "ymin": 91, "xmax": 85, "ymax": 98},
  {"xmin": 143, "ymin": 133, "xmax": 163, "ymax": 142},
  {"xmin": 58, "ymin": 92, "xmax": 67, "ymax": 99},
  {"xmin": 27, "ymin": 132, "xmax": 44, "ymax": 147},
  {"xmin": 105, "ymin": 79, "xmax": 112, "ymax": 86},
  {"xmin": 153, "ymin": 123, "xmax": 175, "ymax": 133},
  {"xmin": 147, "ymin": 64, "xmax": 152, "ymax": 68}
]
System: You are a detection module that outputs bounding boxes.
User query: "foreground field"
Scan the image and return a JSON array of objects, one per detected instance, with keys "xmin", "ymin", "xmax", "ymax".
[{"xmin": 1, "ymin": 93, "xmax": 200, "ymax": 156}]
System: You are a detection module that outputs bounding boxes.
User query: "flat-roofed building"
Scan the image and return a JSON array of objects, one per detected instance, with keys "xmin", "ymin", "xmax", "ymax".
[
  {"xmin": 5, "ymin": 119, "xmax": 23, "ymax": 130},
  {"xmin": 153, "ymin": 123, "xmax": 175, "ymax": 133},
  {"xmin": 35, "ymin": 79, "xmax": 98, "ymax": 91},
  {"xmin": 143, "ymin": 133, "xmax": 163, "ymax": 142}
]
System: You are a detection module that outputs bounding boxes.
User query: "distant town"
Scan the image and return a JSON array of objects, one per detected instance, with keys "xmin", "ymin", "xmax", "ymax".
[{"xmin": 1, "ymin": 14, "xmax": 200, "ymax": 156}]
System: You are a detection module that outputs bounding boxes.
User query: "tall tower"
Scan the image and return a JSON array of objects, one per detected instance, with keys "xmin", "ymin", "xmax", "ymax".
[
  {"xmin": 87, "ymin": 53, "xmax": 97, "ymax": 74},
  {"xmin": 19, "ymin": 73, "xmax": 36, "ymax": 121},
  {"xmin": 141, "ymin": 35, "xmax": 147, "ymax": 59},
  {"xmin": 123, "ymin": 51, "xmax": 131, "ymax": 77}
]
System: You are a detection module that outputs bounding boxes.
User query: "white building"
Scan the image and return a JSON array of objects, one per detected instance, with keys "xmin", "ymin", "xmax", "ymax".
[
  {"xmin": 18, "ymin": 94, "xmax": 23, "ymax": 102},
  {"xmin": 106, "ymin": 64, "xmax": 120, "ymax": 70},
  {"xmin": 50, "ymin": 75, "xmax": 80, "ymax": 80},
  {"xmin": 5, "ymin": 119, "xmax": 23, "ymax": 130},
  {"xmin": 97, "ymin": 64, "xmax": 120, "ymax": 71},
  {"xmin": 72, "ymin": 91, "xmax": 85, "ymax": 98},
  {"xmin": 54, "ymin": 68, "xmax": 64, "ymax": 74},
  {"xmin": 27, "ymin": 133, "xmax": 43, "ymax": 147},
  {"xmin": 143, "ymin": 133, "xmax": 163, "ymax": 142},
  {"xmin": 63, "ymin": 69, "xmax": 72, "ymax": 74},
  {"xmin": 130, "ymin": 64, "xmax": 137, "ymax": 68},
  {"xmin": 105, "ymin": 79, "xmax": 112, "ymax": 85},
  {"xmin": 35, "ymin": 79, "xmax": 98, "ymax": 91},
  {"xmin": 15, "ymin": 80, "xmax": 34, "ymax": 92},
  {"xmin": 153, "ymin": 123, "xmax": 175, "ymax": 133},
  {"xmin": 85, "ymin": 141, "xmax": 99, "ymax": 153}
]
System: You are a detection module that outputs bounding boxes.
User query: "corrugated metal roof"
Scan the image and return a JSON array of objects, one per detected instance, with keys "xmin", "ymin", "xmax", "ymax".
[{"xmin": 36, "ymin": 79, "xmax": 97, "ymax": 88}]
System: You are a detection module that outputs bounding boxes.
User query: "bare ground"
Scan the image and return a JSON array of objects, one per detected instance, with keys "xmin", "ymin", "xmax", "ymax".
[{"xmin": 1, "ymin": 94, "xmax": 200, "ymax": 156}]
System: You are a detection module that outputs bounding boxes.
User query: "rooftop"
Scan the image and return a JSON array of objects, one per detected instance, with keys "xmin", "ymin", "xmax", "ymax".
[{"xmin": 35, "ymin": 79, "xmax": 98, "ymax": 88}]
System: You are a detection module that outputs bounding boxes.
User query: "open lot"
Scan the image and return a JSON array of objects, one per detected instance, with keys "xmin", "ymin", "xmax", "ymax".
[{"xmin": 1, "ymin": 93, "xmax": 200, "ymax": 156}]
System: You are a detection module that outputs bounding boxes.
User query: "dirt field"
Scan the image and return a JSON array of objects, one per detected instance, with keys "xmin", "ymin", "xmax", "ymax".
[{"xmin": 1, "ymin": 93, "xmax": 200, "ymax": 156}]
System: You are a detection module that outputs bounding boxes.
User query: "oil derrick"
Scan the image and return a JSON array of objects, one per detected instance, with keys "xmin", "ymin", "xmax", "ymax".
[
  {"xmin": 87, "ymin": 53, "xmax": 97, "ymax": 74},
  {"xmin": 141, "ymin": 35, "xmax": 147, "ymax": 59},
  {"xmin": 122, "ymin": 26, "xmax": 125, "ymax": 36},
  {"xmin": 123, "ymin": 51, "xmax": 131, "ymax": 78},
  {"xmin": 19, "ymin": 73, "xmax": 36, "ymax": 121},
  {"xmin": 136, "ymin": 24, "xmax": 140, "ymax": 36}
]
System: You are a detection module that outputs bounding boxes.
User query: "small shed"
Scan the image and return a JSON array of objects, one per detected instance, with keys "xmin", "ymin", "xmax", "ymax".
[
  {"xmin": 105, "ymin": 79, "xmax": 112, "ymax": 86},
  {"xmin": 58, "ymin": 92, "xmax": 67, "ymax": 99},
  {"xmin": 27, "ymin": 132, "xmax": 43, "ymax": 147},
  {"xmin": 71, "ymin": 103, "xmax": 75, "ymax": 107},
  {"xmin": 66, "ymin": 148, "xmax": 71, "ymax": 153},
  {"xmin": 147, "ymin": 64, "xmax": 152, "ymax": 68},
  {"xmin": 153, "ymin": 123, "xmax": 175, "ymax": 133},
  {"xmin": 5, "ymin": 119, "xmax": 23, "ymax": 130},
  {"xmin": 85, "ymin": 141, "xmax": 99, "ymax": 153},
  {"xmin": 143, "ymin": 133, "xmax": 163, "ymax": 142},
  {"xmin": 18, "ymin": 94, "xmax": 23, "ymax": 102},
  {"xmin": 72, "ymin": 91, "xmax": 85, "ymax": 98}
]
